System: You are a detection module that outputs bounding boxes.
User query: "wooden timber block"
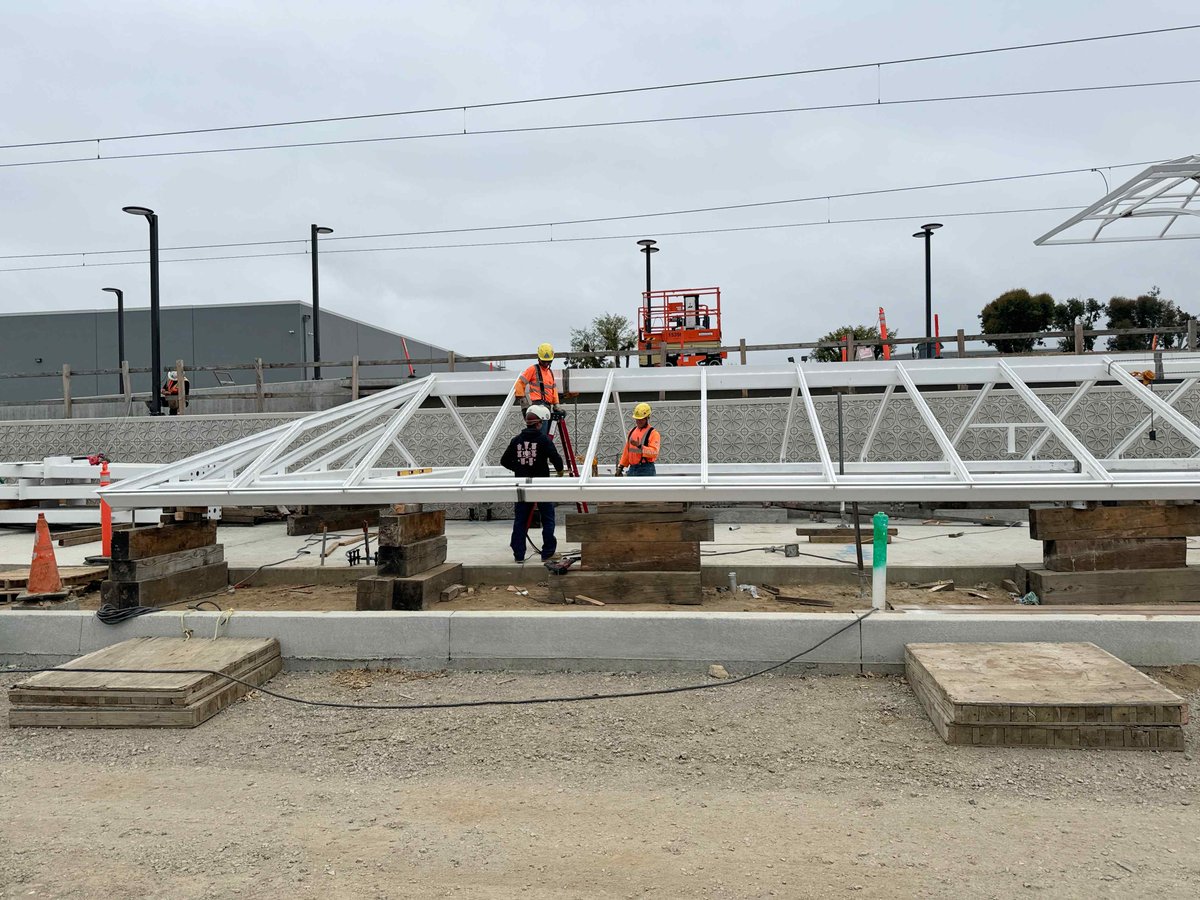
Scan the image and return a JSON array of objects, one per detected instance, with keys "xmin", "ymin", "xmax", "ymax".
[
  {"xmin": 594, "ymin": 502, "xmax": 688, "ymax": 513},
  {"xmin": 377, "ymin": 510, "xmax": 446, "ymax": 547},
  {"xmin": 807, "ymin": 534, "xmax": 892, "ymax": 544},
  {"xmin": 1019, "ymin": 565, "xmax": 1200, "ymax": 604},
  {"xmin": 100, "ymin": 562, "xmax": 229, "ymax": 609},
  {"xmin": 565, "ymin": 509, "xmax": 714, "ymax": 543},
  {"xmin": 286, "ymin": 505, "xmax": 383, "ymax": 536},
  {"xmin": 580, "ymin": 541, "xmax": 700, "ymax": 572},
  {"xmin": 548, "ymin": 570, "xmax": 702, "ymax": 605},
  {"xmin": 376, "ymin": 535, "xmax": 448, "ymax": 577},
  {"xmin": 109, "ymin": 545, "xmax": 225, "ymax": 583},
  {"xmin": 795, "ymin": 527, "xmax": 897, "ymax": 537},
  {"xmin": 905, "ymin": 642, "xmax": 1187, "ymax": 751},
  {"xmin": 110, "ymin": 521, "xmax": 217, "ymax": 561},
  {"xmin": 1029, "ymin": 503, "xmax": 1200, "ymax": 541},
  {"xmin": 8, "ymin": 637, "xmax": 281, "ymax": 728},
  {"xmin": 356, "ymin": 563, "xmax": 464, "ymax": 611},
  {"xmin": 1044, "ymin": 537, "xmax": 1186, "ymax": 572}
]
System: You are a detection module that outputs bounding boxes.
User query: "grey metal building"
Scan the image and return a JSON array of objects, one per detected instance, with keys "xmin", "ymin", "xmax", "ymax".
[{"xmin": 0, "ymin": 300, "xmax": 476, "ymax": 402}]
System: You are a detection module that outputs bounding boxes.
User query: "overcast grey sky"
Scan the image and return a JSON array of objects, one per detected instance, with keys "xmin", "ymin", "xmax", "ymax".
[{"xmin": 1, "ymin": 0, "xmax": 1198, "ymax": 363}]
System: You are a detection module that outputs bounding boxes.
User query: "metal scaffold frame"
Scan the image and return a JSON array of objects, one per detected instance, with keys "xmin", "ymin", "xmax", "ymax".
[{"xmin": 101, "ymin": 355, "xmax": 1200, "ymax": 508}]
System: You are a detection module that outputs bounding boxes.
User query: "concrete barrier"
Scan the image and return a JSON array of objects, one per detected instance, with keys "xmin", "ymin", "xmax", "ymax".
[{"xmin": 5, "ymin": 608, "xmax": 1200, "ymax": 675}]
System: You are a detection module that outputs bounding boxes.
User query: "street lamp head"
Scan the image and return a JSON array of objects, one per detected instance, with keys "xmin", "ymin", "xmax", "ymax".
[
  {"xmin": 101, "ymin": 287, "xmax": 121, "ymax": 294},
  {"xmin": 922, "ymin": 223, "xmax": 943, "ymax": 231},
  {"xmin": 314, "ymin": 226, "xmax": 333, "ymax": 235},
  {"xmin": 642, "ymin": 245, "xmax": 659, "ymax": 254},
  {"xmin": 636, "ymin": 239, "xmax": 657, "ymax": 248},
  {"xmin": 122, "ymin": 205, "xmax": 155, "ymax": 217}
]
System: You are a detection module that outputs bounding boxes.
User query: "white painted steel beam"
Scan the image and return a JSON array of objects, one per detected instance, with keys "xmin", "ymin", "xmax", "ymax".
[{"xmin": 100, "ymin": 356, "xmax": 1200, "ymax": 508}]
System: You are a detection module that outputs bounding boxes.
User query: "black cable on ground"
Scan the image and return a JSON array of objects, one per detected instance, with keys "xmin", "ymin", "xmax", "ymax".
[
  {"xmin": 6, "ymin": 609, "xmax": 875, "ymax": 711},
  {"xmin": 701, "ymin": 545, "xmax": 859, "ymax": 565}
]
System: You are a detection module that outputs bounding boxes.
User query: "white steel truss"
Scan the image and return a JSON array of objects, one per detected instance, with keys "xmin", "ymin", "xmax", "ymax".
[
  {"xmin": 1035, "ymin": 154, "xmax": 1200, "ymax": 245},
  {"xmin": 101, "ymin": 355, "xmax": 1200, "ymax": 508}
]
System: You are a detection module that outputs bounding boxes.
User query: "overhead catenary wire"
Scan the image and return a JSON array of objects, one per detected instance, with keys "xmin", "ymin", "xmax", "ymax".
[
  {"xmin": 1, "ymin": 78, "xmax": 1196, "ymax": 171},
  {"xmin": 0, "ymin": 203, "xmax": 1115, "ymax": 274},
  {"xmin": 3, "ymin": 608, "xmax": 875, "ymax": 711},
  {"xmin": 2, "ymin": 22, "xmax": 1196, "ymax": 150}
]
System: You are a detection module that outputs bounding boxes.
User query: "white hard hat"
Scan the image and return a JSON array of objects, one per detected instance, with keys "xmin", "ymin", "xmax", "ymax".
[
  {"xmin": 167, "ymin": 370, "xmax": 178, "ymax": 379},
  {"xmin": 526, "ymin": 404, "xmax": 550, "ymax": 422}
]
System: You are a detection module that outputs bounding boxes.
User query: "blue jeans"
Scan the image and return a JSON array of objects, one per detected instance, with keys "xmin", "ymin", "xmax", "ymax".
[
  {"xmin": 626, "ymin": 462, "xmax": 656, "ymax": 476},
  {"xmin": 511, "ymin": 501, "xmax": 557, "ymax": 560}
]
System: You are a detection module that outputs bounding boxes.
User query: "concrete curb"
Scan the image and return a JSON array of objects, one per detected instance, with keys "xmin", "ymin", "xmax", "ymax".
[{"xmin": 5, "ymin": 609, "xmax": 1200, "ymax": 674}]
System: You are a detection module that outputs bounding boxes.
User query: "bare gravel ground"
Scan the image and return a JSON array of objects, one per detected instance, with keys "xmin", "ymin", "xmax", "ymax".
[{"xmin": 3, "ymin": 667, "xmax": 1200, "ymax": 899}]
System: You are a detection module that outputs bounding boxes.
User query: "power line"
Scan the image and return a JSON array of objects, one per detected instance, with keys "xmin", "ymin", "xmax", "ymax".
[
  {"xmin": 2, "ymin": 23, "xmax": 1196, "ymax": 150},
  {"xmin": 0, "ymin": 156, "xmax": 1163, "ymax": 263},
  {"xmin": 0, "ymin": 203, "xmax": 1087, "ymax": 273},
  {"xmin": 2, "ymin": 78, "xmax": 1196, "ymax": 171}
]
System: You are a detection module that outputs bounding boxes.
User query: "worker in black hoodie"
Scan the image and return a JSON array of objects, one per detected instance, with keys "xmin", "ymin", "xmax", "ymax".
[{"xmin": 500, "ymin": 406, "xmax": 565, "ymax": 562}]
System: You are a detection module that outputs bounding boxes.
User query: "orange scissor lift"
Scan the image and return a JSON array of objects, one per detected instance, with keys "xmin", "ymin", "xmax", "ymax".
[{"xmin": 637, "ymin": 287, "xmax": 727, "ymax": 367}]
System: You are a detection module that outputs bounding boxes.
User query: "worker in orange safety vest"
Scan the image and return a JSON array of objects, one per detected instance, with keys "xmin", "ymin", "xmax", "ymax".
[
  {"xmin": 515, "ymin": 343, "xmax": 561, "ymax": 433},
  {"xmin": 617, "ymin": 402, "xmax": 660, "ymax": 477}
]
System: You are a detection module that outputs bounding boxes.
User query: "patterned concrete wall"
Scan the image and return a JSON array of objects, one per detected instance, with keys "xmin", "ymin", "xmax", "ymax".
[{"xmin": 0, "ymin": 384, "xmax": 1194, "ymax": 469}]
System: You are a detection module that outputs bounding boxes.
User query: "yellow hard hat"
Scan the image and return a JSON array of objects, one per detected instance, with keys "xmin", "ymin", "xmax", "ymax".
[
  {"xmin": 537, "ymin": 342, "xmax": 554, "ymax": 362},
  {"xmin": 632, "ymin": 402, "xmax": 651, "ymax": 420}
]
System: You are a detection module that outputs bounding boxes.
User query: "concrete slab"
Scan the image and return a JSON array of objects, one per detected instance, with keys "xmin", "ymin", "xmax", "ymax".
[{"xmin": 0, "ymin": 610, "xmax": 82, "ymax": 661}]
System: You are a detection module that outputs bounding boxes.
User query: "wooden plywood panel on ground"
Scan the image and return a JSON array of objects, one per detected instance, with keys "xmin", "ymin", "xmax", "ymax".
[
  {"xmin": 8, "ymin": 637, "xmax": 281, "ymax": 728},
  {"xmin": 905, "ymin": 642, "xmax": 1187, "ymax": 751}
]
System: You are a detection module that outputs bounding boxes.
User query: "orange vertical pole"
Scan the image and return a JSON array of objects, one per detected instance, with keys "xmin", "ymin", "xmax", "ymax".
[
  {"xmin": 934, "ymin": 314, "xmax": 942, "ymax": 359},
  {"xmin": 99, "ymin": 460, "xmax": 113, "ymax": 558},
  {"xmin": 878, "ymin": 307, "xmax": 891, "ymax": 360},
  {"xmin": 840, "ymin": 335, "xmax": 847, "ymax": 363}
]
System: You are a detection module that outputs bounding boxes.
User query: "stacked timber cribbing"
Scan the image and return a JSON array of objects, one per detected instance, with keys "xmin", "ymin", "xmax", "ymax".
[
  {"xmin": 357, "ymin": 506, "xmax": 462, "ymax": 610},
  {"xmin": 1020, "ymin": 502, "xmax": 1200, "ymax": 603},
  {"xmin": 906, "ymin": 642, "xmax": 1187, "ymax": 751},
  {"xmin": 552, "ymin": 502, "xmax": 714, "ymax": 604},
  {"xmin": 100, "ymin": 521, "xmax": 227, "ymax": 609},
  {"xmin": 287, "ymin": 505, "xmax": 382, "ymax": 536},
  {"xmin": 8, "ymin": 637, "xmax": 281, "ymax": 728}
]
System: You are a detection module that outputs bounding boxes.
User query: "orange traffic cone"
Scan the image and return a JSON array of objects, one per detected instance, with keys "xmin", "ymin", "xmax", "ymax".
[{"xmin": 17, "ymin": 513, "xmax": 68, "ymax": 602}]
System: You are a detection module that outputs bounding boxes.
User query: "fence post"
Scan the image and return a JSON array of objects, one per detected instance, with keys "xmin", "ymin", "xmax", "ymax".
[
  {"xmin": 956, "ymin": 329, "xmax": 967, "ymax": 391},
  {"xmin": 447, "ymin": 350, "xmax": 456, "ymax": 373},
  {"xmin": 1074, "ymin": 321, "xmax": 1085, "ymax": 355},
  {"xmin": 121, "ymin": 360, "xmax": 131, "ymax": 409},
  {"xmin": 351, "ymin": 354, "xmax": 360, "ymax": 401},
  {"xmin": 739, "ymin": 337, "xmax": 748, "ymax": 398},
  {"xmin": 176, "ymin": 358, "xmax": 187, "ymax": 415},
  {"xmin": 254, "ymin": 358, "xmax": 265, "ymax": 413},
  {"xmin": 61, "ymin": 364, "xmax": 72, "ymax": 419},
  {"xmin": 1189, "ymin": 318, "xmax": 1197, "ymax": 351}
]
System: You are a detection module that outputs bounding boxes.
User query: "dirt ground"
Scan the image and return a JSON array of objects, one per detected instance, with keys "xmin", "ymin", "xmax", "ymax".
[
  {"xmin": 3, "ymin": 667, "xmax": 1200, "ymax": 899},
  {"xmin": 75, "ymin": 581, "xmax": 1015, "ymax": 613}
]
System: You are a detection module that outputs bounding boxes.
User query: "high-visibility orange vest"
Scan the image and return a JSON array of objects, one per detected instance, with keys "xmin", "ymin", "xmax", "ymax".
[
  {"xmin": 620, "ymin": 424, "xmax": 660, "ymax": 467},
  {"xmin": 164, "ymin": 379, "xmax": 180, "ymax": 396},
  {"xmin": 515, "ymin": 362, "xmax": 558, "ymax": 405}
]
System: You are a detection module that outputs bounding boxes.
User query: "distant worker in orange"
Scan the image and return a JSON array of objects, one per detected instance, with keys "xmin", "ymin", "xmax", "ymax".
[
  {"xmin": 515, "ymin": 343, "xmax": 561, "ymax": 433},
  {"xmin": 617, "ymin": 402, "xmax": 660, "ymax": 477}
]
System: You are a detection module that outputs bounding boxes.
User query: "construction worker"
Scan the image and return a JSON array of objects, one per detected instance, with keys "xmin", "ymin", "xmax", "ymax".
[
  {"xmin": 617, "ymin": 402, "xmax": 660, "ymax": 477},
  {"xmin": 500, "ymin": 406, "xmax": 565, "ymax": 562},
  {"xmin": 515, "ymin": 343, "xmax": 561, "ymax": 433},
  {"xmin": 156, "ymin": 370, "xmax": 190, "ymax": 415}
]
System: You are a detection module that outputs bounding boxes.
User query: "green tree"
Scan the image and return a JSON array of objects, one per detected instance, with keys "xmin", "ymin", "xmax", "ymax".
[
  {"xmin": 569, "ymin": 313, "xmax": 636, "ymax": 368},
  {"xmin": 1105, "ymin": 287, "xmax": 1190, "ymax": 351},
  {"xmin": 979, "ymin": 289, "xmax": 1055, "ymax": 353},
  {"xmin": 811, "ymin": 325, "xmax": 895, "ymax": 362},
  {"xmin": 1051, "ymin": 297, "xmax": 1104, "ymax": 352}
]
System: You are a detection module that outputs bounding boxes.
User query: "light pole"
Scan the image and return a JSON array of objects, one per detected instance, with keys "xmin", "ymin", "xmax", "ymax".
[
  {"xmin": 311, "ymin": 225, "xmax": 333, "ymax": 380},
  {"xmin": 101, "ymin": 287, "xmax": 124, "ymax": 394},
  {"xmin": 636, "ymin": 239, "xmax": 659, "ymax": 297},
  {"xmin": 122, "ymin": 206, "xmax": 162, "ymax": 413},
  {"xmin": 911, "ymin": 223, "xmax": 942, "ymax": 359}
]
